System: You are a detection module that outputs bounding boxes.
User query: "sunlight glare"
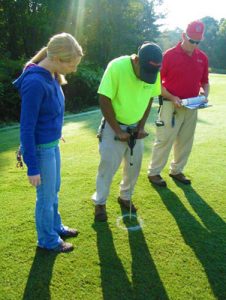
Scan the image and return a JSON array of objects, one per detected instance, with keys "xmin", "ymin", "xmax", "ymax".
[
  {"xmin": 75, "ymin": 0, "xmax": 86, "ymax": 38},
  {"xmin": 157, "ymin": 0, "xmax": 225, "ymax": 30}
]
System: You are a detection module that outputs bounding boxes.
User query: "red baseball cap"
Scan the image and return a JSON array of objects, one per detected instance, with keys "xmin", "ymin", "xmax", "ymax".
[{"xmin": 186, "ymin": 20, "xmax": 205, "ymax": 41}]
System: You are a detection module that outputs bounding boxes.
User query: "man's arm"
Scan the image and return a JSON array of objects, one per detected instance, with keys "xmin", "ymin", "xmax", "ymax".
[
  {"xmin": 200, "ymin": 83, "xmax": 210, "ymax": 101},
  {"xmin": 99, "ymin": 94, "xmax": 130, "ymax": 141},
  {"xmin": 161, "ymin": 86, "xmax": 181, "ymax": 108}
]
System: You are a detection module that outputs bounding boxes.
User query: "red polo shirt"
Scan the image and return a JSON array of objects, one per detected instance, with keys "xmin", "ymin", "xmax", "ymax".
[{"xmin": 161, "ymin": 42, "xmax": 209, "ymax": 99}]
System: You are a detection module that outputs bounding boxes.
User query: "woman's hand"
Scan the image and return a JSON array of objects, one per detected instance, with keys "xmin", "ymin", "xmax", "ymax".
[{"xmin": 28, "ymin": 174, "xmax": 41, "ymax": 187}]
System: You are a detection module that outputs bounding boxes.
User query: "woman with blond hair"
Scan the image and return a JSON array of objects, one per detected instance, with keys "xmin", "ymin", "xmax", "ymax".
[{"xmin": 13, "ymin": 33, "xmax": 83, "ymax": 253}]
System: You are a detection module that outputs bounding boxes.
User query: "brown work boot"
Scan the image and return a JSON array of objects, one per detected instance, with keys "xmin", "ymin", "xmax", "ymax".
[
  {"xmin": 53, "ymin": 242, "xmax": 74, "ymax": 253},
  {"xmin": 169, "ymin": 173, "xmax": 191, "ymax": 185},
  {"xmin": 148, "ymin": 175, "xmax": 167, "ymax": 187},
  {"xmin": 60, "ymin": 228, "xmax": 79, "ymax": 238},
  {"xmin": 118, "ymin": 197, "xmax": 137, "ymax": 212},
  {"xmin": 95, "ymin": 204, "xmax": 107, "ymax": 222}
]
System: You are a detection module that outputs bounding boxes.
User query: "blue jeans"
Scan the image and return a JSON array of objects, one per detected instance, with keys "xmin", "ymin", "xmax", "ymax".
[{"xmin": 36, "ymin": 145, "xmax": 66, "ymax": 249}]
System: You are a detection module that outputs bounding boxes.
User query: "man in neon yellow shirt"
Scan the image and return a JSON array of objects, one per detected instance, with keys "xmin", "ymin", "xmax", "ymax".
[{"xmin": 92, "ymin": 42, "xmax": 162, "ymax": 221}]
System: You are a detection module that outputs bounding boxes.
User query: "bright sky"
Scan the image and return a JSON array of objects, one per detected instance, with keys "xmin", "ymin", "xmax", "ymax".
[{"xmin": 157, "ymin": 0, "xmax": 226, "ymax": 30}]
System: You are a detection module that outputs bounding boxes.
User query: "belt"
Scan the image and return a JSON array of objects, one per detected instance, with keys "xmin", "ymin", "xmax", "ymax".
[{"xmin": 118, "ymin": 121, "xmax": 138, "ymax": 127}]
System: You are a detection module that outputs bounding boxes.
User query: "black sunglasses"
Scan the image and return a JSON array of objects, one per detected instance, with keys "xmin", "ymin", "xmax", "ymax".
[{"xmin": 185, "ymin": 33, "xmax": 201, "ymax": 45}]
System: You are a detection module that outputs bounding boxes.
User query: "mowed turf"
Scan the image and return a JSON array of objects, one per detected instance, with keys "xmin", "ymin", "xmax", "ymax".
[{"xmin": 0, "ymin": 74, "xmax": 226, "ymax": 300}]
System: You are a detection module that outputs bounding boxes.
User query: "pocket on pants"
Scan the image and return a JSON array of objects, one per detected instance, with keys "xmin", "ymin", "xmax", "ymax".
[{"xmin": 156, "ymin": 102, "xmax": 176, "ymax": 142}]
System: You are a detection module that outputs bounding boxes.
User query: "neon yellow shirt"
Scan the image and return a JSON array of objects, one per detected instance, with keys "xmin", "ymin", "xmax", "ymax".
[{"xmin": 98, "ymin": 55, "xmax": 161, "ymax": 124}]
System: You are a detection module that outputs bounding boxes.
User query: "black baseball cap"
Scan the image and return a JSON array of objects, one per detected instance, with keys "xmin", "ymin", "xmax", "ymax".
[{"xmin": 138, "ymin": 42, "xmax": 162, "ymax": 84}]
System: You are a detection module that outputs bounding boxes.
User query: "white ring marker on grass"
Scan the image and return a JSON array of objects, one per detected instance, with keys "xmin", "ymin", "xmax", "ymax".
[{"xmin": 116, "ymin": 214, "xmax": 144, "ymax": 231}]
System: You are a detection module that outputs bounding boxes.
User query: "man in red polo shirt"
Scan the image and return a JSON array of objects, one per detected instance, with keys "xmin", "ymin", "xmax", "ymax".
[{"xmin": 148, "ymin": 20, "xmax": 209, "ymax": 187}]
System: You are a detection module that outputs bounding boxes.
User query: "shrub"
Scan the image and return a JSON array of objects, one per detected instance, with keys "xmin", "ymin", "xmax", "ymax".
[
  {"xmin": 209, "ymin": 67, "xmax": 226, "ymax": 74},
  {"xmin": 0, "ymin": 59, "xmax": 104, "ymax": 124},
  {"xmin": 0, "ymin": 59, "xmax": 24, "ymax": 122},
  {"xmin": 63, "ymin": 61, "xmax": 104, "ymax": 113}
]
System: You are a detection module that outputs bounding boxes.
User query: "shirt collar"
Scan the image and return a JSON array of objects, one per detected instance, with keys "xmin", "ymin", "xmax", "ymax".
[{"xmin": 176, "ymin": 42, "xmax": 198, "ymax": 57}]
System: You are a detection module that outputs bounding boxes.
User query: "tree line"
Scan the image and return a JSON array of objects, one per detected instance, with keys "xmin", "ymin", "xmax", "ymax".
[{"xmin": 0, "ymin": 0, "xmax": 225, "ymax": 123}]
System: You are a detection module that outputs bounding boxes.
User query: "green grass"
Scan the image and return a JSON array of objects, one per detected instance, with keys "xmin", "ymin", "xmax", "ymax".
[{"xmin": 0, "ymin": 74, "xmax": 226, "ymax": 300}]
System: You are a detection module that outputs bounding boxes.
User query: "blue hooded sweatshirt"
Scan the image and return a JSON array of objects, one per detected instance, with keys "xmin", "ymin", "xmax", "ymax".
[{"xmin": 13, "ymin": 65, "xmax": 65, "ymax": 176}]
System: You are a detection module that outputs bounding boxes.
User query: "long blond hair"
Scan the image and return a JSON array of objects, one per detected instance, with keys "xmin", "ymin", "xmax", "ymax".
[{"xmin": 25, "ymin": 33, "xmax": 83, "ymax": 85}]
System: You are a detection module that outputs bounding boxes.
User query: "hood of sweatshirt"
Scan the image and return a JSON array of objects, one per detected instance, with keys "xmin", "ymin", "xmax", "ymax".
[{"xmin": 13, "ymin": 64, "xmax": 55, "ymax": 91}]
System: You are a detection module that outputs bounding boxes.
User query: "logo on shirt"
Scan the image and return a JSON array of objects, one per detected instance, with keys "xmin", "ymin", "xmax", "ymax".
[{"xmin": 197, "ymin": 59, "xmax": 203, "ymax": 63}]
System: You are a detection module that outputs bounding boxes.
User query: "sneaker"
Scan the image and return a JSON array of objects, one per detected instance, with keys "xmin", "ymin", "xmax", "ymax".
[
  {"xmin": 148, "ymin": 175, "xmax": 167, "ymax": 187},
  {"xmin": 60, "ymin": 228, "xmax": 79, "ymax": 238},
  {"xmin": 118, "ymin": 197, "xmax": 137, "ymax": 212},
  {"xmin": 53, "ymin": 242, "xmax": 74, "ymax": 253},
  {"xmin": 95, "ymin": 204, "xmax": 107, "ymax": 222},
  {"xmin": 169, "ymin": 173, "xmax": 191, "ymax": 185}
]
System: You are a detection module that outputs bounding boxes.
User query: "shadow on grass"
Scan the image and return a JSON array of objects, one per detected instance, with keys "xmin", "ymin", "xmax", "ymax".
[
  {"xmin": 93, "ymin": 213, "xmax": 169, "ymax": 300},
  {"xmin": 154, "ymin": 183, "xmax": 226, "ymax": 299},
  {"xmin": 92, "ymin": 222, "xmax": 133, "ymax": 299},
  {"xmin": 22, "ymin": 248, "xmax": 57, "ymax": 300},
  {"xmin": 121, "ymin": 208, "xmax": 169, "ymax": 300}
]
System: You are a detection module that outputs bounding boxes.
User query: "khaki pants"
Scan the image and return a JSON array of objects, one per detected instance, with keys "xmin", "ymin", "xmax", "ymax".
[
  {"xmin": 148, "ymin": 101, "xmax": 197, "ymax": 176},
  {"xmin": 92, "ymin": 122, "xmax": 143, "ymax": 205}
]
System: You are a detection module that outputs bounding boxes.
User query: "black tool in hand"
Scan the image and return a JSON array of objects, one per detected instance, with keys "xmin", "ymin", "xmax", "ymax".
[{"xmin": 126, "ymin": 128, "xmax": 137, "ymax": 166}]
